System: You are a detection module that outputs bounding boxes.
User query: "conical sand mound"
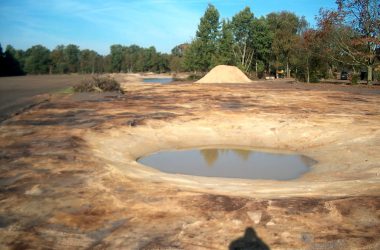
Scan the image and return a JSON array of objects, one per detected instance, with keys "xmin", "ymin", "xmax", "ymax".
[{"xmin": 195, "ymin": 65, "xmax": 252, "ymax": 84}]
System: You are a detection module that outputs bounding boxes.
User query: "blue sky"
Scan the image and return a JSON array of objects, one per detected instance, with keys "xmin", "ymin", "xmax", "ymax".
[{"xmin": 0, "ymin": 0, "xmax": 337, "ymax": 54}]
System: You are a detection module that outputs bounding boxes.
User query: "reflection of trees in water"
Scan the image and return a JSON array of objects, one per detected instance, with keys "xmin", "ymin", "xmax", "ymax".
[
  {"xmin": 200, "ymin": 149, "xmax": 253, "ymax": 167},
  {"xmin": 232, "ymin": 149, "xmax": 252, "ymax": 161},
  {"xmin": 300, "ymin": 155, "xmax": 317, "ymax": 166},
  {"xmin": 200, "ymin": 149, "xmax": 219, "ymax": 166}
]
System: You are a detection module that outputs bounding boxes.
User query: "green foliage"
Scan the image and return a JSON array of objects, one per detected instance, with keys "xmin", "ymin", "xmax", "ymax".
[
  {"xmin": 24, "ymin": 45, "xmax": 51, "ymax": 74},
  {"xmin": 216, "ymin": 20, "xmax": 236, "ymax": 66},
  {"xmin": 74, "ymin": 76, "xmax": 123, "ymax": 93},
  {"xmin": 80, "ymin": 49, "xmax": 100, "ymax": 74},
  {"xmin": 64, "ymin": 44, "xmax": 80, "ymax": 73},
  {"xmin": 267, "ymin": 11, "xmax": 307, "ymax": 77},
  {"xmin": 184, "ymin": 39, "xmax": 203, "ymax": 72},
  {"xmin": 56, "ymin": 87, "xmax": 75, "ymax": 94},
  {"xmin": 251, "ymin": 18, "xmax": 273, "ymax": 66},
  {"xmin": 110, "ymin": 44, "xmax": 124, "ymax": 72},
  {"xmin": 183, "ymin": 6, "xmax": 299, "ymax": 76},
  {"xmin": 4, "ymin": 1, "xmax": 375, "ymax": 84},
  {"xmin": 186, "ymin": 73, "xmax": 204, "ymax": 81},
  {"xmin": 230, "ymin": 7, "xmax": 255, "ymax": 71},
  {"xmin": 111, "ymin": 44, "xmax": 170, "ymax": 73},
  {"xmin": 351, "ymin": 73, "xmax": 359, "ymax": 85},
  {"xmin": 169, "ymin": 55, "xmax": 185, "ymax": 73},
  {"xmin": 185, "ymin": 4, "xmax": 220, "ymax": 72},
  {"xmin": 50, "ymin": 45, "xmax": 67, "ymax": 74},
  {"xmin": 0, "ymin": 45, "xmax": 24, "ymax": 76},
  {"xmin": 171, "ymin": 44, "xmax": 188, "ymax": 57},
  {"xmin": 196, "ymin": 4, "xmax": 220, "ymax": 42}
]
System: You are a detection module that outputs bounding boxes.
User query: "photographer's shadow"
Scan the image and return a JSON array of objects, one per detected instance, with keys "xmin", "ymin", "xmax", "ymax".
[{"xmin": 229, "ymin": 227, "xmax": 270, "ymax": 250}]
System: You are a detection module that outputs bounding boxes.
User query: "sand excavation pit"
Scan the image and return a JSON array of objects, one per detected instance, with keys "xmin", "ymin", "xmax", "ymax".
[{"xmin": 0, "ymin": 78, "xmax": 379, "ymax": 249}]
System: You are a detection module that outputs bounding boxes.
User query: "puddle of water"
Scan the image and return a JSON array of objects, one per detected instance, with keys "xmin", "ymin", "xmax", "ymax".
[
  {"xmin": 143, "ymin": 78, "xmax": 173, "ymax": 84},
  {"xmin": 138, "ymin": 148, "xmax": 315, "ymax": 180}
]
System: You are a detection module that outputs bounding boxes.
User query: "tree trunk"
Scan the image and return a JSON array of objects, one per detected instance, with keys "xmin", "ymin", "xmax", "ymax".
[
  {"xmin": 367, "ymin": 65, "xmax": 373, "ymax": 85},
  {"xmin": 286, "ymin": 59, "xmax": 290, "ymax": 78},
  {"xmin": 242, "ymin": 43, "xmax": 246, "ymax": 67},
  {"xmin": 306, "ymin": 58, "xmax": 310, "ymax": 83},
  {"xmin": 255, "ymin": 60, "xmax": 258, "ymax": 78},
  {"xmin": 328, "ymin": 66, "xmax": 333, "ymax": 79}
]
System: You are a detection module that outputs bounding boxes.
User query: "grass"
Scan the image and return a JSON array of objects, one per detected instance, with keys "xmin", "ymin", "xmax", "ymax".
[{"xmin": 56, "ymin": 86, "xmax": 75, "ymax": 94}]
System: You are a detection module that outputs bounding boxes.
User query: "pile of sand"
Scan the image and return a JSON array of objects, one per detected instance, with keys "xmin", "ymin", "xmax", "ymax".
[{"xmin": 195, "ymin": 65, "xmax": 252, "ymax": 84}]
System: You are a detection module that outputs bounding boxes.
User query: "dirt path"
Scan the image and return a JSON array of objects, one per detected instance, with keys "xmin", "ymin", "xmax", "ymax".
[{"xmin": 0, "ymin": 75, "xmax": 87, "ymax": 122}]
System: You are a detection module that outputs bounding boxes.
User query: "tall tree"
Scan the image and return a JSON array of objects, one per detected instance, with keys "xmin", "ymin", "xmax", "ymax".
[
  {"xmin": 318, "ymin": 0, "xmax": 380, "ymax": 83},
  {"xmin": 80, "ymin": 49, "xmax": 98, "ymax": 74},
  {"xmin": 169, "ymin": 44, "xmax": 188, "ymax": 73},
  {"xmin": 24, "ymin": 45, "xmax": 51, "ymax": 74},
  {"xmin": 64, "ymin": 44, "xmax": 80, "ymax": 73},
  {"xmin": 123, "ymin": 45, "xmax": 141, "ymax": 72},
  {"xmin": 231, "ymin": 7, "xmax": 255, "ymax": 71},
  {"xmin": 2, "ymin": 45, "xmax": 24, "ymax": 76},
  {"xmin": 144, "ymin": 46, "xmax": 158, "ymax": 71},
  {"xmin": 0, "ymin": 44, "xmax": 4, "ymax": 76},
  {"xmin": 171, "ymin": 43, "xmax": 188, "ymax": 57},
  {"xmin": 184, "ymin": 4, "xmax": 220, "ymax": 72},
  {"xmin": 217, "ymin": 19, "xmax": 236, "ymax": 65},
  {"xmin": 51, "ymin": 45, "xmax": 67, "ymax": 74},
  {"xmin": 267, "ymin": 11, "xmax": 305, "ymax": 77},
  {"xmin": 110, "ymin": 44, "xmax": 124, "ymax": 72},
  {"xmin": 184, "ymin": 39, "xmax": 203, "ymax": 72},
  {"xmin": 251, "ymin": 17, "xmax": 273, "ymax": 77}
]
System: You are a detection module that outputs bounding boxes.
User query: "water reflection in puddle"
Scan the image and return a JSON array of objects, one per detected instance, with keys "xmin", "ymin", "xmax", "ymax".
[{"xmin": 138, "ymin": 148, "xmax": 315, "ymax": 180}]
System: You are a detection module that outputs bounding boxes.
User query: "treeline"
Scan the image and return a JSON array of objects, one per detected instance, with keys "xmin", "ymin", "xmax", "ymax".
[
  {"xmin": 183, "ymin": 5, "xmax": 307, "ymax": 78},
  {"xmin": 183, "ymin": 1, "xmax": 379, "ymax": 83},
  {"xmin": 1, "ymin": 0, "xmax": 378, "ymax": 83},
  {"xmin": 0, "ymin": 44, "xmax": 173, "ymax": 76}
]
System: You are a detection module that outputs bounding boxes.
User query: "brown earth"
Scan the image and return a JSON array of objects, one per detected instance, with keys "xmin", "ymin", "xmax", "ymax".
[
  {"xmin": 0, "ymin": 75, "xmax": 88, "ymax": 122},
  {"xmin": 0, "ymin": 77, "xmax": 379, "ymax": 249}
]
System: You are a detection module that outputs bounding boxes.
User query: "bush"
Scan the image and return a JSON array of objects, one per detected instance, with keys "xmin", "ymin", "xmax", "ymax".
[
  {"xmin": 187, "ymin": 73, "xmax": 204, "ymax": 81},
  {"xmin": 74, "ymin": 76, "xmax": 124, "ymax": 93},
  {"xmin": 351, "ymin": 73, "xmax": 359, "ymax": 85},
  {"xmin": 309, "ymin": 74, "xmax": 320, "ymax": 83}
]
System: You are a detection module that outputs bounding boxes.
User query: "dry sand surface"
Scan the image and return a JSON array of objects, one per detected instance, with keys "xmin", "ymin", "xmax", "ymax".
[
  {"xmin": 196, "ymin": 65, "xmax": 252, "ymax": 84},
  {"xmin": 0, "ymin": 76, "xmax": 379, "ymax": 249}
]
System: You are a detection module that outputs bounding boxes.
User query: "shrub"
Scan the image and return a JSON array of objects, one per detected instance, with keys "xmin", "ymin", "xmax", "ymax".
[
  {"xmin": 74, "ymin": 76, "xmax": 123, "ymax": 93},
  {"xmin": 309, "ymin": 74, "xmax": 320, "ymax": 83},
  {"xmin": 187, "ymin": 73, "xmax": 204, "ymax": 81},
  {"xmin": 351, "ymin": 73, "xmax": 359, "ymax": 85}
]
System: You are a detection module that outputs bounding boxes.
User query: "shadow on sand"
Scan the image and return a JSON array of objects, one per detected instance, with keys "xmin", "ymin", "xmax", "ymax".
[{"xmin": 229, "ymin": 227, "xmax": 270, "ymax": 250}]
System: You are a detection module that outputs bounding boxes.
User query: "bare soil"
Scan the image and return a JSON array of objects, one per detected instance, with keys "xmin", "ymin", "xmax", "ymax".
[
  {"xmin": 0, "ymin": 75, "xmax": 88, "ymax": 121},
  {"xmin": 0, "ymin": 76, "xmax": 379, "ymax": 249}
]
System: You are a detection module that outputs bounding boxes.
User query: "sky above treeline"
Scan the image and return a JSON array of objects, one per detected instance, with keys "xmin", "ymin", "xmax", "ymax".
[{"xmin": 0, "ymin": 0, "xmax": 337, "ymax": 55}]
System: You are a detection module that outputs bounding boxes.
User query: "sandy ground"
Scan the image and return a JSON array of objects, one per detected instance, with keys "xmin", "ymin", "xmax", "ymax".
[{"xmin": 0, "ymin": 76, "xmax": 379, "ymax": 249}]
